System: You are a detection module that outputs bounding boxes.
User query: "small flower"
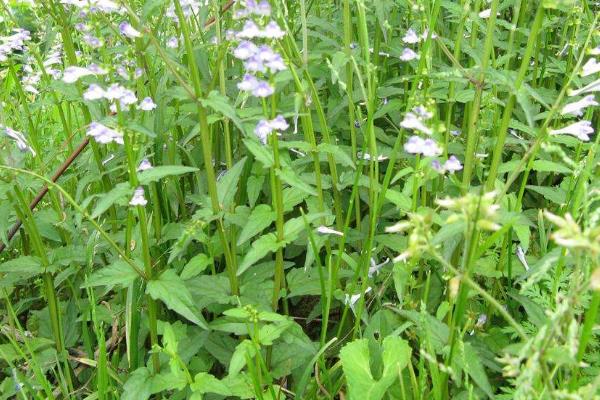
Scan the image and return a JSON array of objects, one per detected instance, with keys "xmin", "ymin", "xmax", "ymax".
[
  {"xmin": 475, "ymin": 314, "xmax": 487, "ymax": 328},
  {"xmin": 404, "ymin": 135, "xmax": 425, "ymax": 154},
  {"xmin": 234, "ymin": 40, "xmax": 258, "ymax": 60},
  {"xmin": 237, "ymin": 74, "xmax": 258, "ymax": 91},
  {"xmin": 269, "ymin": 115, "xmax": 289, "ymax": 131},
  {"xmin": 399, "ymin": 48, "xmax": 419, "ymax": 61},
  {"xmin": 252, "ymin": 80, "xmax": 274, "ymax": 97},
  {"xmin": 431, "ymin": 159, "xmax": 444, "ymax": 172},
  {"xmin": 317, "ymin": 226, "xmax": 344, "ymax": 236},
  {"xmin": 549, "ymin": 120, "xmax": 593, "ymax": 141},
  {"xmin": 237, "ymin": 20, "xmax": 261, "ymax": 38},
  {"xmin": 119, "ymin": 22, "xmax": 141, "ymax": 38},
  {"xmin": 400, "ymin": 112, "xmax": 432, "ymax": 135},
  {"xmin": 86, "ymin": 122, "xmax": 124, "ymax": 145},
  {"xmin": 450, "ymin": 129, "xmax": 461, "ymax": 136},
  {"xmin": 245, "ymin": 55, "xmax": 266, "ymax": 73},
  {"xmin": 83, "ymin": 34, "xmax": 102, "ymax": 48},
  {"xmin": 266, "ymin": 54, "xmax": 286, "ymax": 72},
  {"xmin": 254, "ymin": 119, "xmax": 273, "ymax": 144},
  {"xmin": 62, "ymin": 65, "xmax": 107, "ymax": 83},
  {"xmin": 478, "ymin": 8, "xmax": 492, "ymax": 18},
  {"xmin": 516, "ymin": 245, "xmax": 529, "ymax": 271},
  {"xmin": 403, "ymin": 136, "xmax": 442, "ymax": 156},
  {"xmin": 421, "ymin": 139, "xmax": 442, "ymax": 157},
  {"xmin": 166, "ymin": 37, "xmax": 179, "ymax": 48},
  {"xmin": 590, "ymin": 46, "xmax": 600, "ymax": 56},
  {"xmin": 129, "ymin": 186, "xmax": 147, "ymax": 206},
  {"xmin": 402, "ymin": 28, "xmax": 420, "ymax": 44},
  {"xmin": 2, "ymin": 126, "xmax": 35, "ymax": 156},
  {"xmin": 261, "ymin": 21, "xmax": 286, "ymax": 39},
  {"xmin": 561, "ymin": 95, "xmax": 598, "ymax": 116},
  {"xmin": 344, "ymin": 287, "xmax": 372, "ymax": 313},
  {"xmin": 138, "ymin": 97, "xmax": 157, "ymax": 111},
  {"xmin": 368, "ymin": 257, "xmax": 389, "ymax": 277},
  {"xmin": 83, "ymin": 83, "xmax": 106, "ymax": 100},
  {"xmin": 134, "ymin": 68, "xmax": 144, "ymax": 79},
  {"xmin": 254, "ymin": 0, "xmax": 272, "ymax": 16},
  {"xmin": 358, "ymin": 152, "xmax": 389, "ymax": 162},
  {"xmin": 443, "ymin": 155, "xmax": 463, "ymax": 172},
  {"xmin": 137, "ymin": 158, "xmax": 152, "ymax": 171},
  {"xmin": 568, "ymin": 78, "xmax": 600, "ymax": 97},
  {"xmin": 581, "ymin": 58, "xmax": 600, "ymax": 77}
]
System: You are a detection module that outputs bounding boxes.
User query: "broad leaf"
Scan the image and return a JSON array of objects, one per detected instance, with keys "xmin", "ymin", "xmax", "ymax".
[{"xmin": 138, "ymin": 166, "xmax": 199, "ymax": 185}]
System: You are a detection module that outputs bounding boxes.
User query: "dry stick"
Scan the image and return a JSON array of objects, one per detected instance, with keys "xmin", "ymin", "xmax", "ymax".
[
  {"xmin": 0, "ymin": 137, "xmax": 90, "ymax": 253},
  {"xmin": 0, "ymin": 0, "xmax": 238, "ymax": 254}
]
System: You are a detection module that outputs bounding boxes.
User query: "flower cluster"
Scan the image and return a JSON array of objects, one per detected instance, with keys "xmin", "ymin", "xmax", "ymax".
[
  {"xmin": 555, "ymin": 53, "xmax": 600, "ymax": 141},
  {"xmin": 231, "ymin": 1, "xmax": 289, "ymax": 144},
  {"xmin": 0, "ymin": 29, "xmax": 31, "ymax": 62},
  {"xmin": 61, "ymin": 0, "xmax": 125, "ymax": 14},
  {"xmin": 400, "ymin": 28, "xmax": 435, "ymax": 62},
  {"xmin": 166, "ymin": 0, "xmax": 208, "ymax": 23}
]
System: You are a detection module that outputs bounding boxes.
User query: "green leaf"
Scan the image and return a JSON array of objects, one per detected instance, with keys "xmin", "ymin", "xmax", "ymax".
[
  {"xmin": 525, "ymin": 185, "xmax": 566, "ymax": 205},
  {"xmin": 191, "ymin": 373, "xmax": 232, "ymax": 397},
  {"xmin": 122, "ymin": 368, "xmax": 153, "ymax": 400},
  {"xmin": 147, "ymin": 270, "xmax": 208, "ymax": 329},
  {"xmin": 459, "ymin": 342, "xmax": 494, "ymax": 398},
  {"xmin": 91, "ymin": 182, "xmax": 131, "ymax": 219},
  {"xmin": 138, "ymin": 166, "xmax": 199, "ymax": 185},
  {"xmin": 229, "ymin": 339, "xmax": 256, "ymax": 378},
  {"xmin": 243, "ymin": 138, "xmax": 274, "ymax": 168},
  {"xmin": 181, "ymin": 254, "xmax": 212, "ymax": 280},
  {"xmin": 237, "ymin": 233, "xmax": 282, "ymax": 276},
  {"xmin": 340, "ymin": 336, "xmax": 411, "ymax": 400},
  {"xmin": 200, "ymin": 91, "xmax": 245, "ymax": 132},
  {"xmin": 277, "ymin": 167, "xmax": 317, "ymax": 196},
  {"xmin": 317, "ymin": 143, "xmax": 355, "ymax": 169},
  {"xmin": 83, "ymin": 260, "xmax": 139, "ymax": 288},
  {"xmin": 217, "ymin": 157, "xmax": 246, "ymax": 209},
  {"xmin": 0, "ymin": 256, "xmax": 41, "ymax": 275},
  {"xmin": 532, "ymin": 160, "xmax": 571, "ymax": 174},
  {"xmin": 237, "ymin": 204, "xmax": 275, "ymax": 246}
]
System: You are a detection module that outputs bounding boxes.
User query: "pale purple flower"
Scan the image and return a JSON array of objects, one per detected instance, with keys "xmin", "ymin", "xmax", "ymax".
[
  {"xmin": 254, "ymin": 120, "xmax": 273, "ymax": 144},
  {"xmin": 431, "ymin": 159, "xmax": 443, "ymax": 172},
  {"xmin": 561, "ymin": 95, "xmax": 598, "ymax": 116},
  {"xmin": 119, "ymin": 22, "xmax": 141, "ymax": 38},
  {"xmin": 83, "ymin": 34, "xmax": 102, "ymax": 48},
  {"xmin": 402, "ymin": 28, "xmax": 420, "ymax": 44},
  {"xmin": 237, "ymin": 74, "xmax": 259, "ymax": 91},
  {"xmin": 568, "ymin": 78, "xmax": 600, "ymax": 97},
  {"xmin": 86, "ymin": 122, "xmax": 124, "ymax": 145},
  {"xmin": 404, "ymin": 136, "xmax": 424, "ymax": 154},
  {"xmin": 422, "ymin": 139, "xmax": 442, "ymax": 157},
  {"xmin": 450, "ymin": 129, "xmax": 461, "ymax": 136},
  {"xmin": 399, "ymin": 48, "xmax": 419, "ymax": 61},
  {"xmin": 134, "ymin": 68, "xmax": 144, "ymax": 79},
  {"xmin": 261, "ymin": 21, "xmax": 285, "ymax": 39},
  {"xmin": 103, "ymin": 83, "xmax": 128, "ymax": 100},
  {"xmin": 400, "ymin": 112, "xmax": 432, "ymax": 135},
  {"xmin": 254, "ymin": 0, "xmax": 272, "ymax": 16},
  {"xmin": 137, "ymin": 158, "xmax": 152, "ymax": 171},
  {"xmin": 117, "ymin": 66, "xmax": 130, "ymax": 80},
  {"xmin": 403, "ymin": 136, "xmax": 441, "ymax": 156},
  {"xmin": 2, "ymin": 126, "xmax": 35, "ymax": 156},
  {"xmin": 119, "ymin": 90, "xmax": 138, "ymax": 107},
  {"xmin": 550, "ymin": 120, "xmax": 594, "ymax": 141},
  {"xmin": 581, "ymin": 58, "xmax": 600, "ymax": 77},
  {"xmin": 443, "ymin": 155, "xmax": 463, "ymax": 172},
  {"xmin": 266, "ymin": 54, "xmax": 286, "ymax": 72},
  {"xmin": 252, "ymin": 80, "xmax": 274, "ymax": 97},
  {"xmin": 237, "ymin": 20, "xmax": 261, "ymax": 38},
  {"xmin": 269, "ymin": 115, "xmax": 289, "ymax": 131},
  {"xmin": 245, "ymin": 55, "xmax": 266, "ymax": 73},
  {"xmin": 83, "ymin": 84, "xmax": 106, "ymax": 100},
  {"xmin": 87, "ymin": 64, "xmax": 108, "ymax": 74},
  {"xmin": 62, "ymin": 65, "xmax": 107, "ymax": 83},
  {"xmin": 233, "ymin": 40, "xmax": 258, "ymax": 60},
  {"xmin": 166, "ymin": 37, "xmax": 179, "ymax": 48},
  {"xmin": 129, "ymin": 187, "xmax": 147, "ymax": 206},
  {"xmin": 138, "ymin": 97, "xmax": 157, "ymax": 111}
]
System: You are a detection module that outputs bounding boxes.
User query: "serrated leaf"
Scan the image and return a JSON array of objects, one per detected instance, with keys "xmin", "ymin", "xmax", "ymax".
[
  {"xmin": 459, "ymin": 342, "xmax": 494, "ymax": 398},
  {"xmin": 191, "ymin": 373, "xmax": 232, "ymax": 396},
  {"xmin": 83, "ymin": 260, "xmax": 139, "ymax": 288},
  {"xmin": 237, "ymin": 233, "xmax": 282, "ymax": 276},
  {"xmin": 243, "ymin": 138, "xmax": 274, "ymax": 168},
  {"xmin": 532, "ymin": 160, "xmax": 571, "ymax": 174},
  {"xmin": 91, "ymin": 182, "xmax": 131, "ymax": 219},
  {"xmin": 217, "ymin": 157, "xmax": 246, "ymax": 209},
  {"xmin": 525, "ymin": 185, "xmax": 566, "ymax": 205},
  {"xmin": 0, "ymin": 255, "xmax": 41, "ymax": 275},
  {"xmin": 200, "ymin": 91, "xmax": 244, "ymax": 132},
  {"xmin": 138, "ymin": 165, "xmax": 198, "ymax": 185},
  {"xmin": 147, "ymin": 270, "xmax": 208, "ymax": 329},
  {"xmin": 277, "ymin": 167, "xmax": 317, "ymax": 196},
  {"xmin": 317, "ymin": 143, "xmax": 355, "ymax": 169},
  {"xmin": 340, "ymin": 336, "xmax": 411, "ymax": 400},
  {"xmin": 181, "ymin": 254, "xmax": 212, "ymax": 280},
  {"xmin": 237, "ymin": 204, "xmax": 275, "ymax": 246}
]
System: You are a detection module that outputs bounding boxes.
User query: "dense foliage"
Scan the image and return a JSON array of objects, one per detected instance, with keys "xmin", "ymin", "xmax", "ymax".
[{"xmin": 0, "ymin": 0, "xmax": 599, "ymax": 398}]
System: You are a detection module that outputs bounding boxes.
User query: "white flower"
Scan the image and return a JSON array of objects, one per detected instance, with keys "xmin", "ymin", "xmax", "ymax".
[
  {"xmin": 86, "ymin": 122, "xmax": 124, "ymax": 145},
  {"xmin": 581, "ymin": 58, "xmax": 600, "ymax": 77},
  {"xmin": 2, "ymin": 126, "xmax": 35, "ymax": 156},
  {"xmin": 549, "ymin": 120, "xmax": 594, "ymax": 141},
  {"xmin": 62, "ymin": 65, "xmax": 107, "ymax": 83},
  {"xmin": 83, "ymin": 84, "xmax": 106, "ymax": 100},
  {"xmin": 344, "ymin": 287, "xmax": 372, "ymax": 313},
  {"xmin": 317, "ymin": 226, "xmax": 344, "ymax": 236},
  {"xmin": 261, "ymin": 21, "xmax": 285, "ymax": 39},
  {"xmin": 478, "ymin": 8, "xmax": 491, "ymax": 18},
  {"xmin": 368, "ymin": 257, "xmax": 389, "ymax": 277},
  {"xmin": 400, "ymin": 112, "xmax": 432, "ymax": 135},
  {"xmin": 119, "ymin": 22, "xmax": 141, "ymax": 38},
  {"xmin": 402, "ymin": 28, "xmax": 420, "ymax": 44},
  {"xmin": 237, "ymin": 20, "xmax": 261, "ymax": 38},
  {"xmin": 443, "ymin": 155, "xmax": 463, "ymax": 172},
  {"xmin": 138, "ymin": 97, "xmax": 157, "ymax": 111},
  {"xmin": 516, "ymin": 245, "xmax": 529, "ymax": 271},
  {"xmin": 561, "ymin": 95, "xmax": 598, "ymax": 116},
  {"xmin": 166, "ymin": 37, "xmax": 178, "ymax": 48},
  {"xmin": 233, "ymin": 41, "xmax": 258, "ymax": 60},
  {"xmin": 254, "ymin": 120, "xmax": 273, "ymax": 144},
  {"xmin": 129, "ymin": 186, "xmax": 147, "ymax": 206},
  {"xmin": 568, "ymin": 78, "xmax": 600, "ymax": 97},
  {"xmin": 358, "ymin": 152, "xmax": 389, "ymax": 162},
  {"xmin": 590, "ymin": 46, "xmax": 600, "ymax": 56},
  {"xmin": 137, "ymin": 158, "xmax": 152, "ymax": 171},
  {"xmin": 237, "ymin": 74, "xmax": 258, "ymax": 91},
  {"xmin": 269, "ymin": 115, "xmax": 289, "ymax": 131},
  {"xmin": 403, "ymin": 136, "xmax": 442, "ymax": 156},
  {"xmin": 399, "ymin": 48, "xmax": 419, "ymax": 61}
]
